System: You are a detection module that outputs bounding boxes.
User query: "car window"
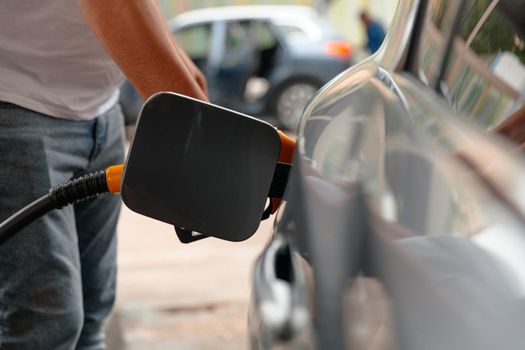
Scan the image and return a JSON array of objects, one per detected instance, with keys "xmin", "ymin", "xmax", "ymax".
[
  {"xmin": 225, "ymin": 21, "xmax": 251, "ymax": 51},
  {"xmin": 249, "ymin": 21, "xmax": 278, "ymax": 50},
  {"xmin": 441, "ymin": 0, "xmax": 525, "ymax": 129},
  {"xmin": 220, "ymin": 20, "xmax": 280, "ymax": 69},
  {"xmin": 220, "ymin": 21, "xmax": 254, "ymax": 68},
  {"xmin": 225, "ymin": 20, "xmax": 278, "ymax": 50},
  {"xmin": 173, "ymin": 23, "xmax": 211, "ymax": 63}
]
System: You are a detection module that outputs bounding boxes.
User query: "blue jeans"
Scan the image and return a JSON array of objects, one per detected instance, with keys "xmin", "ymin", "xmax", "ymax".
[{"xmin": 0, "ymin": 103, "xmax": 125, "ymax": 349}]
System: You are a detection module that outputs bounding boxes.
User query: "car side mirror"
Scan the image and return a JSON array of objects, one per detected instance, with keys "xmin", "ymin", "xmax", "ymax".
[{"xmin": 121, "ymin": 92, "xmax": 288, "ymax": 242}]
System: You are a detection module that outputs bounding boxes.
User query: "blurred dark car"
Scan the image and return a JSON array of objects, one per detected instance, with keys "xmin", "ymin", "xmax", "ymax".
[
  {"xmin": 247, "ymin": 0, "xmax": 525, "ymax": 349},
  {"xmin": 120, "ymin": 5, "xmax": 352, "ymax": 130}
]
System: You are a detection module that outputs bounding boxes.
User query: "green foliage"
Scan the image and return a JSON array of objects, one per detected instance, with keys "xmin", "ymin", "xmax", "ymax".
[
  {"xmin": 460, "ymin": 0, "xmax": 525, "ymax": 62},
  {"xmin": 431, "ymin": 0, "xmax": 450, "ymax": 29}
]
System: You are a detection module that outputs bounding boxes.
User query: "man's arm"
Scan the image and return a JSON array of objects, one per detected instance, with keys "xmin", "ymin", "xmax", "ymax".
[{"xmin": 77, "ymin": 0, "xmax": 208, "ymax": 101}]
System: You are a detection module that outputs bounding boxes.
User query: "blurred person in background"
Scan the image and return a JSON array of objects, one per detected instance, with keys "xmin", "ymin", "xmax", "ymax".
[
  {"xmin": 0, "ymin": 1, "xmax": 206, "ymax": 349},
  {"xmin": 360, "ymin": 11, "xmax": 386, "ymax": 54}
]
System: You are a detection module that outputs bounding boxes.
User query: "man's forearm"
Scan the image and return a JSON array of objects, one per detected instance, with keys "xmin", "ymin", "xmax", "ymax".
[{"xmin": 78, "ymin": 0, "xmax": 207, "ymax": 101}]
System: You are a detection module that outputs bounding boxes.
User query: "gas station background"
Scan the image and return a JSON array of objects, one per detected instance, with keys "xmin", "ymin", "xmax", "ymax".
[{"xmin": 157, "ymin": 0, "xmax": 398, "ymax": 50}]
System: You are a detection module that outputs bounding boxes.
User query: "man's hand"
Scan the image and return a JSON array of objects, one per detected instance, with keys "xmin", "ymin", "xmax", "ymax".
[{"xmin": 77, "ymin": 0, "xmax": 208, "ymax": 101}]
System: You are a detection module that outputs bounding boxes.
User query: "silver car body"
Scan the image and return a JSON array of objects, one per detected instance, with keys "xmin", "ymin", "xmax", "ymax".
[{"xmin": 249, "ymin": 0, "xmax": 525, "ymax": 349}]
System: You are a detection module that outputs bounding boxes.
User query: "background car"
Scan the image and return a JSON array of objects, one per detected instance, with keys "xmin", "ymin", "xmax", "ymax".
[{"xmin": 120, "ymin": 5, "xmax": 352, "ymax": 130}]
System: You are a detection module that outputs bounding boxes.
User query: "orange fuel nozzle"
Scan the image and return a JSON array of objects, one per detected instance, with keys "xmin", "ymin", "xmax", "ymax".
[
  {"xmin": 271, "ymin": 130, "xmax": 296, "ymax": 213},
  {"xmin": 106, "ymin": 164, "xmax": 124, "ymax": 194},
  {"xmin": 278, "ymin": 130, "xmax": 296, "ymax": 164}
]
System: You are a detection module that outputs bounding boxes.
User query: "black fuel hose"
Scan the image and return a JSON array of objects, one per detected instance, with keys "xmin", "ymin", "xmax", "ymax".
[{"xmin": 0, "ymin": 170, "xmax": 110, "ymax": 245}]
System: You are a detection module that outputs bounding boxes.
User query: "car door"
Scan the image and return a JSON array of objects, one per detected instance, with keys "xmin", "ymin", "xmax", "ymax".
[
  {"xmin": 249, "ymin": 0, "xmax": 525, "ymax": 349},
  {"xmin": 209, "ymin": 18, "xmax": 285, "ymax": 113},
  {"xmin": 207, "ymin": 19, "xmax": 258, "ymax": 107}
]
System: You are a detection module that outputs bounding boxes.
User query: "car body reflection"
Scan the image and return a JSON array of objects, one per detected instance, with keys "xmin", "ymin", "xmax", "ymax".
[{"xmin": 249, "ymin": 0, "xmax": 525, "ymax": 349}]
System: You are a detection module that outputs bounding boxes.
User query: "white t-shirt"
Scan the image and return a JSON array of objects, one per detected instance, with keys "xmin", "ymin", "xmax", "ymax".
[{"xmin": 0, "ymin": 1, "xmax": 125, "ymax": 120}]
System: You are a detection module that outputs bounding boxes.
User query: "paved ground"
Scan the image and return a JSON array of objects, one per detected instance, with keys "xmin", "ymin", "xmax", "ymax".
[{"xmin": 108, "ymin": 202, "xmax": 273, "ymax": 350}]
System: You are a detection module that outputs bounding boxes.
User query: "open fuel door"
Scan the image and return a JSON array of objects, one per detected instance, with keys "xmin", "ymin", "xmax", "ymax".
[{"xmin": 121, "ymin": 92, "xmax": 289, "ymax": 242}]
